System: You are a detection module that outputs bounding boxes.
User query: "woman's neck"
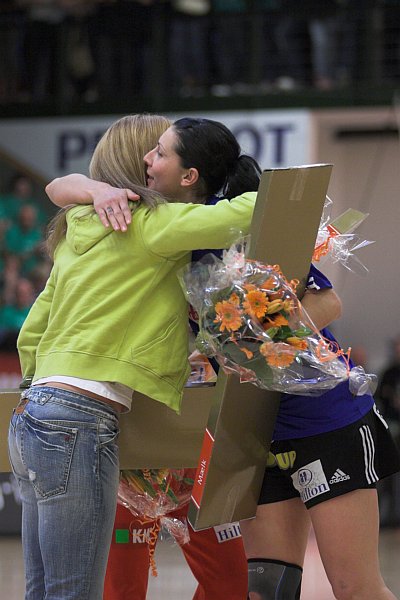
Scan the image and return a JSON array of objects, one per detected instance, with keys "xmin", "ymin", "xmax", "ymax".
[{"xmin": 178, "ymin": 189, "xmax": 207, "ymax": 205}]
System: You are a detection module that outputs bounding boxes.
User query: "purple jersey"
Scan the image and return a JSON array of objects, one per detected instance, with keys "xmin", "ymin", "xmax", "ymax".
[{"xmin": 272, "ymin": 264, "xmax": 374, "ymax": 440}]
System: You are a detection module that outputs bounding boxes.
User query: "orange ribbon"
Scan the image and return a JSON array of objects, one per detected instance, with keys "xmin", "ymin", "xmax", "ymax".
[
  {"xmin": 315, "ymin": 338, "xmax": 351, "ymax": 374},
  {"xmin": 313, "ymin": 225, "xmax": 340, "ymax": 262},
  {"xmin": 130, "ymin": 516, "xmax": 162, "ymax": 577}
]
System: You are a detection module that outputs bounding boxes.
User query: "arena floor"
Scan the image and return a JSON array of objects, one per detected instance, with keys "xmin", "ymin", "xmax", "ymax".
[{"xmin": 1, "ymin": 527, "xmax": 399, "ymax": 599}]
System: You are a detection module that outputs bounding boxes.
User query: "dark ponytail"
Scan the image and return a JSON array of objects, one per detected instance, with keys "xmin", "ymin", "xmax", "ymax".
[
  {"xmin": 223, "ymin": 154, "xmax": 261, "ymax": 199},
  {"xmin": 173, "ymin": 117, "xmax": 261, "ymax": 200}
]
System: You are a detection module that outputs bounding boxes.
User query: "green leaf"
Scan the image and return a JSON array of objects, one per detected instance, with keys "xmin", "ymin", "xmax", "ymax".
[
  {"xmin": 183, "ymin": 477, "xmax": 195, "ymax": 485},
  {"xmin": 166, "ymin": 489, "xmax": 179, "ymax": 504},
  {"xmin": 222, "ymin": 341, "xmax": 274, "ymax": 387},
  {"xmin": 133, "ymin": 475, "xmax": 157, "ymax": 498},
  {"xmin": 292, "ymin": 327, "xmax": 313, "ymax": 337},
  {"xmin": 274, "ymin": 326, "xmax": 293, "ymax": 340},
  {"xmin": 222, "ymin": 340, "xmax": 258, "ymax": 365},
  {"xmin": 264, "ymin": 326, "xmax": 279, "ymax": 338}
]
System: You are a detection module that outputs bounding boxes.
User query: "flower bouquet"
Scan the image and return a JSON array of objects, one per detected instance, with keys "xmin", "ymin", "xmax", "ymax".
[
  {"xmin": 179, "ymin": 240, "xmax": 373, "ymax": 396},
  {"xmin": 118, "ymin": 468, "xmax": 194, "ymax": 574}
]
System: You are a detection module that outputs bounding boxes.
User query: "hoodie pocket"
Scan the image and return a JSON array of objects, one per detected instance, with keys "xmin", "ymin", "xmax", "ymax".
[{"xmin": 131, "ymin": 315, "xmax": 187, "ymax": 381}]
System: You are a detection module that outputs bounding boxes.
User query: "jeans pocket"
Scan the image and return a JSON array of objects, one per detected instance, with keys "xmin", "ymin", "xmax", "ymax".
[
  {"xmin": 20, "ymin": 412, "xmax": 78, "ymax": 498},
  {"xmin": 8, "ymin": 419, "xmax": 20, "ymax": 475},
  {"xmin": 9, "ymin": 412, "xmax": 17, "ymax": 435},
  {"xmin": 98, "ymin": 422, "xmax": 120, "ymax": 469}
]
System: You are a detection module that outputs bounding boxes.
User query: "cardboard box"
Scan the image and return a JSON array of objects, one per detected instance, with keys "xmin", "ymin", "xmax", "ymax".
[
  {"xmin": 0, "ymin": 165, "xmax": 332, "ymax": 509},
  {"xmin": 188, "ymin": 164, "xmax": 333, "ymax": 530},
  {"xmin": 0, "ymin": 387, "xmax": 215, "ymax": 472},
  {"xmin": 0, "ymin": 390, "xmax": 18, "ymax": 472}
]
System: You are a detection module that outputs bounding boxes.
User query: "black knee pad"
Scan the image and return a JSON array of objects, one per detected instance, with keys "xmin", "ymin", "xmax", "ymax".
[{"xmin": 248, "ymin": 558, "xmax": 303, "ymax": 600}]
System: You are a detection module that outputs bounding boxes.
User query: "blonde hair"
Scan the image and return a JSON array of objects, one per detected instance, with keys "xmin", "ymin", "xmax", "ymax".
[{"xmin": 47, "ymin": 113, "xmax": 172, "ymax": 257}]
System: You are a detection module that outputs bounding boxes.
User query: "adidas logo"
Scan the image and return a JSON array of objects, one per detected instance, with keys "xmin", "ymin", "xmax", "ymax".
[{"xmin": 329, "ymin": 468, "xmax": 350, "ymax": 484}]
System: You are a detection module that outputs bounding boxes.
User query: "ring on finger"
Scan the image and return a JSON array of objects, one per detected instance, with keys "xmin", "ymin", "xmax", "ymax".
[{"xmin": 106, "ymin": 206, "xmax": 114, "ymax": 214}]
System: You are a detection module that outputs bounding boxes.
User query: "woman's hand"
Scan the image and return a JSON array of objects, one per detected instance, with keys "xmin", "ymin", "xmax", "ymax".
[
  {"xmin": 45, "ymin": 174, "xmax": 139, "ymax": 231},
  {"xmin": 93, "ymin": 187, "xmax": 138, "ymax": 231}
]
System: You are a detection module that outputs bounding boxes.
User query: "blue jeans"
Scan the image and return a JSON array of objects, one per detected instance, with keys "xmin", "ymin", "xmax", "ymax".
[{"xmin": 8, "ymin": 386, "xmax": 120, "ymax": 600}]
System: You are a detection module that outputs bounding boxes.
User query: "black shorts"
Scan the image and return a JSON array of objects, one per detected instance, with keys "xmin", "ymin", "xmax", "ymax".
[{"xmin": 258, "ymin": 405, "xmax": 400, "ymax": 509}]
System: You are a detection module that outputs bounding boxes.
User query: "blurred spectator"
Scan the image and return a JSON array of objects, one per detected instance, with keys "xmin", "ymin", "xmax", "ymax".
[
  {"xmin": 29, "ymin": 259, "xmax": 52, "ymax": 298},
  {"xmin": 123, "ymin": 0, "xmax": 158, "ymax": 97},
  {"xmin": 378, "ymin": 334, "xmax": 400, "ymax": 439},
  {"xmin": 1, "ymin": 255, "xmax": 19, "ymax": 301},
  {"xmin": 382, "ymin": 0, "xmax": 400, "ymax": 81},
  {"xmin": 0, "ymin": 171, "xmax": 51, "ymax": 355},
  {"xmin": 254, "ymin": 0, "xmax": 283, "ymax": 92},
  {"xmin": 306, "ymin": 0, "xmax": 367, "ymax": 91},
  {"xmin": 62, "ymin": 0, "xmax": 97, "ymax": 102},
  {"xmin": 0, "ymin": 276, "xmax": 35, "ymax": 351},
  {"xmin": 0, "ymin": 171, "xmax": 51, "ymax": 360},
  {"xmin": 0, "ymin": 201, "xmax": 8, "ymax": 241},
  {"xmin": 79, "ymin": 0, "xmax": 117, "ymax": 101},
  {"xmin": 89, "ymin": 0, "xmax": 156, "ymax": 101},
  {"xmin": 0, "ymin": 173, "xmax": 47, "ymax": 230},
  {"xmin": 170, "ymin": 0, "xmax": 210, "ymax": 97},
  {"xmin": 0, "ymin": 0, "xmax": 26, "ymax": 103},
  {"xmin": 268, "ymin": 1, "xmax": 310, "ymax": 90},
  {"xmin": 20, "ymin": 0, "xmax": 66, "ymax": 102},
  {"xmin": 0, "ymin": 0, "xmax": 398, "ymax": 105},
  {"xmin": 333, "ymin": 0, "xmax": 374, "ymax": 88},
  {"xmin": 257, "ymin": 0, "xmax": 359, "ymax": 91},
  {"xmin": 377, "ymin": 333, "xmax": 400, "ymax": 527},
  {"xmin": 4, "ymin": 204, "xmax": 44, "ymax": 276},
  {"xmin": 350, "ymin": 344, "xmax": 369, "ymax": 370},
  {"xmin": 210, "ymin": 0, "xmax": 248, "ymax": 96},
  {"xmin": 307, "ymin": 0, "xmax": 341, "ymax": 90}
]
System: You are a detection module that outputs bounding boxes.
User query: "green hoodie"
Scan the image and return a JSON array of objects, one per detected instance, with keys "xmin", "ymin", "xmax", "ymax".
[{"xmin": 17, "ymin": 192, "xmax": 256, "ymax": 413}]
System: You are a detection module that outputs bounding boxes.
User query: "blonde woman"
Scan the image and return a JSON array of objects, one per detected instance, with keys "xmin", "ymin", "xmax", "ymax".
[{"xmin": 8, "ymin": 114, "xmax": 259, "ymax": 600}]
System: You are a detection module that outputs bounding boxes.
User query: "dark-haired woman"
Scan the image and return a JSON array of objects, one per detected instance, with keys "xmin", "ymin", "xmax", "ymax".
[{"xmin": 45, "ymin": 115, "xmax": 343, "ymax": 600}]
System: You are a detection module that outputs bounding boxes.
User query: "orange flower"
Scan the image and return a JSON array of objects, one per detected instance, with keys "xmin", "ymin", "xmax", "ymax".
[
  {"xmin": 260, "ymin": 341, "xmax": 296, "ymax": 367},
  {"xmin": 214, "ymin": 300, "xmax": 242, "ymax": 332},
  {"xmin": 286, "ymin": 336, "xmax": 308, "ymax": 350},
  {"xmin": 260, "ymin": 277, "xmax": 276, "ymax": 290},
  {"xmin": 229, "ymin": 293, "xmax": 240, "ymax": 306},
  {"xmin": 264, "ymin": 313, "xmax": 289, "ymax": 329},
  {"xmin": 243, "ymin": 290, "xmax": 269, "ymax": 318},
  {"xmin": 243, "ymin": 283, "xmax": 257, "ymax": 292},
  {"xmin": 260, "ymin": 342, "xmax": 273, "ymax": 356}
]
